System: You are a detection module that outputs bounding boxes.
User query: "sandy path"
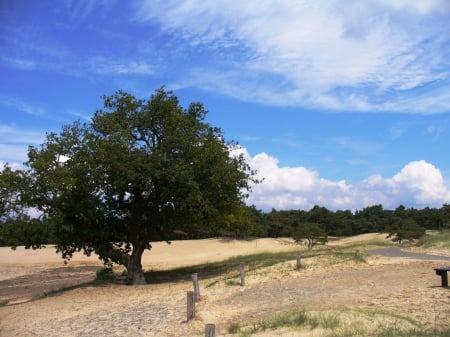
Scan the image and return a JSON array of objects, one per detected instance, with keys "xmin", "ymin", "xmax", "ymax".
[{"xmin": 1, "ymin": 283, "xmax": 190, "ymax": 337}]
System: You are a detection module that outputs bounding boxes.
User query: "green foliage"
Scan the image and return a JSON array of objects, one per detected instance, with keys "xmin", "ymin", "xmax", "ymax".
[
  {"xmin": 0, "ymin": 217, "xmax": 54, "ymax": 249},
  {"xmin": 0, "ymin": 166, "xmax": 22, "ymax": 218},
  {"xmin": 293, "ymin": 223, "xmax": 328, "ymax": 249},
  {"xmin": 95, "ymin": 267, "xmax": 114, "ymax": 281},
  {"xmin": 387, "ymin": 219, "xmax": 425, "ymax": 244},
  {"xmin": 0, "ymin": 165, "xmax": 55, "ymax": 248},
  {"xmin": 222, "ymin": 205, "xmax": 266, "ymax": 239},
  {"xmin": 1, "ymin": 87, "xmax": 257, "ymax": 284},
  {"xmin": 263, "ymin": 203, "xmax": 450, "ymax": 239}
]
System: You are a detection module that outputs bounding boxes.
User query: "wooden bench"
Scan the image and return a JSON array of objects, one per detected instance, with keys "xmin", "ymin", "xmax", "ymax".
[{"xmin": 434, "ymin": 267, "xmax": 450, "ymax": 287}]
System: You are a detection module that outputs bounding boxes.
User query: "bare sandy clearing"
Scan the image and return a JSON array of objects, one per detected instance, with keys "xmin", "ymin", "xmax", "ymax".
[
  {"xmin": 0, "ymin": 234, "xmax": 449, "ymax": 336},
  {"xmin": 0, "ymin": 237, "xmax": 297, "ymax": 278}
]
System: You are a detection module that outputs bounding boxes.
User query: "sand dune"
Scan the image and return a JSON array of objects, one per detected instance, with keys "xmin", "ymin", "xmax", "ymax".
[{"xmin": 0, "ymin": 234, "xmax": 448, "ymax": 336}]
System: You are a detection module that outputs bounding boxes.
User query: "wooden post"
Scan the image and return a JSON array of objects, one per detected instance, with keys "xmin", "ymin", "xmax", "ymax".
[
  {"xmin": 296, "ymin": 254, "xmax": 302, "ymax": 269},
  {"xmin": 205, "ymin": 323, "xmax": 215, "ymax": 337},
  {"xmin": 187, "ymin": 291, "xmax": 195, "ymax": 321},
  {"xmin": 240, "ymin": 262, "xmax": 245, "ymax": 286},
  {"xmin": 192, "ymin": 273, "xmax": 200, "ymax": 302}
]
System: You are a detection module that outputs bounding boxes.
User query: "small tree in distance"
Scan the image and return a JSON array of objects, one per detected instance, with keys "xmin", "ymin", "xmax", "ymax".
[
  {"xmin": 387, "ymin": 219, "xmax": 425, "ymax": 244},
  {"xmin": 293, "ymin": 223, "xmax": 328, "ymax": 249}
]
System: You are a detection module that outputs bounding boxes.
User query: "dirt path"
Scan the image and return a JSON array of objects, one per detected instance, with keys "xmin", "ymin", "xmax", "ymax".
[{"xmin": 0, "ymin": 266, "xmax": 99, "ymax": 304}]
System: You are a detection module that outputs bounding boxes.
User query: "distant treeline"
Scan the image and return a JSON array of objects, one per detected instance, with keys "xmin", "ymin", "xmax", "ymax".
[
  {"xmin": 217, "ymin": 204, "xmax": 450, "ymax": 239},
  {"xmin": 2, "ymin": 203, "xmax": 449, "ymax": 246}
]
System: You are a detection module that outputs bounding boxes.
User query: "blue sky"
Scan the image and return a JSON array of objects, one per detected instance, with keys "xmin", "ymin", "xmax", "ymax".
[{"xmin": 1, "ymin": 0, "xmax": 450, "ymax": 211}]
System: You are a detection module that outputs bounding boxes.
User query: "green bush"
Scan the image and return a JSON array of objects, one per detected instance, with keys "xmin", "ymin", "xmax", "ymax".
[
  {"xmin": 95, "ymin": 267, "xmax": 114, "ymax": 281},
  {"xmin": 228, "ymin": 322, "xmax": 240, "ymax": 334},
  {"xmin": 418, "ymin": 230, "xmax": 450, "ymax": 249}
]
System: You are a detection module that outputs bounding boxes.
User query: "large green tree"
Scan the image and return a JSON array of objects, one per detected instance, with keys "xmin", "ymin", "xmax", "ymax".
[{"xmin": 9, "ymin": 88, "xmax": 257, "ymax": 284}]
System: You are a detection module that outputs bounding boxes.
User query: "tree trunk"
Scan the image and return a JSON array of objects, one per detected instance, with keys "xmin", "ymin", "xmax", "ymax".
[{"xmin": 126, "ymin": 246, "xmax": 146, "ymax": 285}]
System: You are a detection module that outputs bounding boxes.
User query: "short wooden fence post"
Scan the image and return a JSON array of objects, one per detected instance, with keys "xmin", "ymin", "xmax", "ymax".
[
  {"xmin": 205, "ymin": 323, "xmax": 215, "ymax": 337},
  {"xmin": 240, "ymin": 262, "xmax": 245, "ymax": 286},
  {"xmin": 296, "ymin": 254, "xmax": 302, "ymax": 269},
  {"xmin": 187, "ymin": 291, "xmax": 195, "ymax": 321},
  {"xmin": 192, "ymin": 273, "xmax": 200, "ymax": 302}
]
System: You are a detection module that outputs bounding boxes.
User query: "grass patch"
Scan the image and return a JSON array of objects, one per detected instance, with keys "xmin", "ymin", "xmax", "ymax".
[
  {"xmin": 353, "ymin": 308, "xmax": 419, "ymax": 327},
  {"xmin": 145, "ymin": 249, "xmax": 321, "ymax": 285},
  {"xmin": 229, "ymin": 309, "xmax": 338, "ymax": 335},
  {"xmin": 0, "ymin": 299, "xmax": 9, "ymax": 306},
  {"xmin": 228, "ymin": 309, "xmax": 450, "ymax": 337},
  {"xmin": 417, "ymin": 230, "xmax": 450, "ymax": 249},
  {"xmin": 341, "ymin": 239, "xmax": 395, "ymax": 250},
  {"xmin": 95, "ymin": 267, "xmax": 115, "ymax": 281},
  {"xmin": 332, "ymin": 250, "xmax": 367, "ymax": 263},
  {"xmin": 228, "ymin": 322, "xmax": 241, "ymax": 334},
  {"xmin": 31, "ymin": 284, "xmax": 84, "ymax": 301},
  {"xmin": 144, "ymin": 237, "xmax": 394, "ymax": 286}
]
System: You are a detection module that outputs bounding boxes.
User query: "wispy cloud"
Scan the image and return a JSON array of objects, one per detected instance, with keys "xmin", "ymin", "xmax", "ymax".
[
  {"xmin": 1, "ymin": 56, "xmax": 36, "ymax": 70},
  {"xmin": 85, "ymin": 57, "xmax": 154, "ymax": 76},
  {"xmin": 65, "ymin": 110, "xmax": 91, "ymax": 121},
  {"xmin": 0, "ymin": 124, "xmax": 45, "ymax": 145},
  {"xmin": 59, "ymin": 0, "xmax": 118, "ymax": 23},
  {"xmin": 2, "ymin": 40, "xmax": 155, "ymax": 78},
  {"xmin": 389, "ymin": 125, "xmax": 405, "ymax": 140},
  {"xmin": 425, "ymin": 125, "xmax": 445, "ymax": 141},
  {"xmin": 330, "ymin": 137, "xmax": 381, "ymax": 156},
  {"xmin": 135, "ymin": 0, "xmax": 450, "ymax": 113},
  {"xmin": 0, "ymin": 94, "xmax": 45, "ymax": 116},
  {"xmin": 0, "ymin": 124, "xmax": 45, "ymax": 166}
]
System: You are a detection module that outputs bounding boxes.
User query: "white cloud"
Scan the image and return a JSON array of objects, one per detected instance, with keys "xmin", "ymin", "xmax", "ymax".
[
  {"xmin": 375, "ymin": 0, "xmax": 450, "ymax": 14},
  {"xmin": 136, "ymin": 0, "xmax": 450, "ymax": 113},
  {"xmin": 392, "ymin": 160, "xmax": 450, "ymax": 203},
  {"xmin": 242, "ymin": 148, "xmax": 450, "ymax": 211}
]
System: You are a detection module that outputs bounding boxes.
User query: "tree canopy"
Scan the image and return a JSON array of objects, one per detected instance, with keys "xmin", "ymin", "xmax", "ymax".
[
  {"xmin": 292, "ymin": 223, "xmax": 328, "ymax": 249},
  {"xmin": 2, "ymin": 88, "xmax": 258, "ymax": 284}
]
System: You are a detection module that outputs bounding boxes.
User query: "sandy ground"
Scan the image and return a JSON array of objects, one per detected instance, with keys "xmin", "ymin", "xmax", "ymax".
[{"xmin": 0, "ymin": 234, "xmax": 449, "ymax": 336}]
